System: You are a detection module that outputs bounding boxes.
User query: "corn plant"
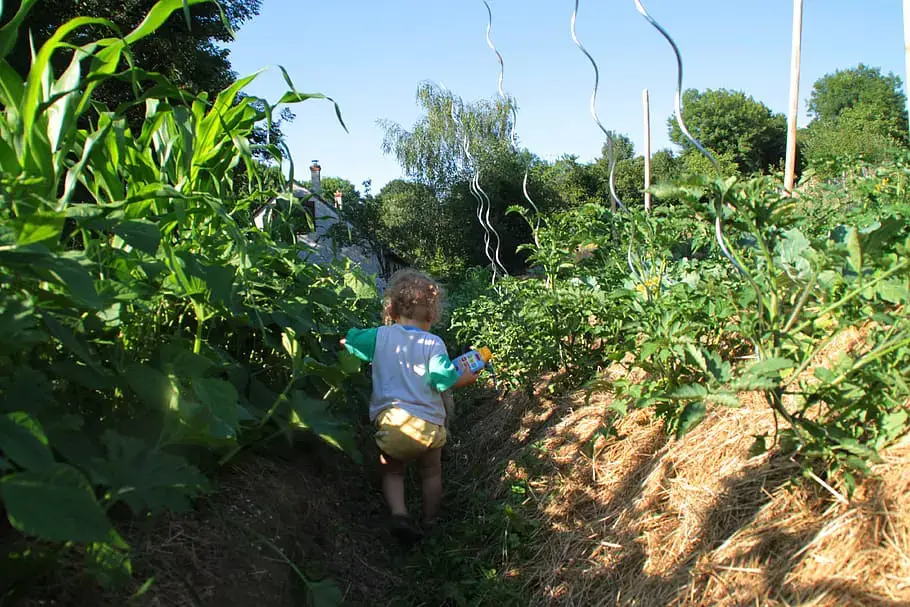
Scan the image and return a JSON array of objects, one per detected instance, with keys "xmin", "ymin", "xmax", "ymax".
[{"xmin": 0, "ymin": 0, "xmax": 375, "ymax": 594}]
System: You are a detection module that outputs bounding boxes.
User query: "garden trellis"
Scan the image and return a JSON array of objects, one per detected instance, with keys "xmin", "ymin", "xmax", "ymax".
[{"xmin": 458, "ymin": 0, "xmax": 773, "ymax": 350}]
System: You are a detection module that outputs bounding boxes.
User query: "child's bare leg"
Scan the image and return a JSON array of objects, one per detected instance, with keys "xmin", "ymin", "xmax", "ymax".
[
  {"xmin": 418, "ymin": 447, "xmax": 443, "ymax": 523},
  {"xmin": 379, "ymin": 453, "xmax": 408, "ymax": 517}
]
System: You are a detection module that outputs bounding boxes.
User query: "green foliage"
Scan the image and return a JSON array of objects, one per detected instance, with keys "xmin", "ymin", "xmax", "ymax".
[
  {"xmin": 377, "ymin": 84, "xmax": 561, "ymax": 277},
  {"xmin": 4, "ymin": 0, "xmax": 260, "ymax": 102},
  {"xmin": 379, "ymin": 81, "xmax": 514, "ymax": 192},
  {"xmin": 309, "ymin": 176, "xmax": 360, "ymax": 209},
  {"xmin": 0, "ymin": 1, "xmax": 375, "ymax": 595},
  {"xmin": 807, "ymin": 64, "xmax": 908, "ymax": 141},
  {"xmin": 374, "ymin": 179, "xmax": 446, "ymax": 266},
  {"xmin": 600, "ymin": 149, "xmax": 685, "ymax": 207},
  {"xmin": 669, "ymin": 88, "xmax": 787, "ymax": 175},
  {"xmin": 449, "ymin": 204, "xmax": 630, "ymax": 388},
  {"xmin": 450, "ymin": 156, "xmax": 910, "ymax": 489},
  {"xmin": 802, "ymin": 65, "xmax": 909, "ymax": 177},
  {"xmin": 536, "ymin": 154, "xmax": 601, "ymax": 209},
  {"xmin": 600, "ymin": 131, "xmax": 636, "ymax": 162},
  {"xmin": 679, "ymin": 148, "xmax": 740, "ymax": 179}
]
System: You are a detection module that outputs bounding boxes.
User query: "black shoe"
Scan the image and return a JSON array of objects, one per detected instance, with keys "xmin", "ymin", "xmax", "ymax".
[{"xmin": 390, "ymin": 515, "xmax": 423, "ymax": 545}]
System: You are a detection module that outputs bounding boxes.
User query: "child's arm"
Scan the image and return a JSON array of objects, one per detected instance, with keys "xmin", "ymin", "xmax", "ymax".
[
  {"xmin": 341, "ymin": 327, "xmax": 378, "ymax": 362},
  {"xmin": 428, "ymin": 353, "xmax": 479, "ymax": 392}
]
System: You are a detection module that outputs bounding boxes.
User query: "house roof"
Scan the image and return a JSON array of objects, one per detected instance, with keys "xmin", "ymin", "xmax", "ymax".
[{"xmin": 287, "ymin": 183, "xmax": 410, "ymax": 267}]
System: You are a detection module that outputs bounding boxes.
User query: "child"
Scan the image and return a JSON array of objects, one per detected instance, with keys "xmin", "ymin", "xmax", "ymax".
[{"xmin": 341, "ymin": 269, "xmax": 479, "ymax": 543}]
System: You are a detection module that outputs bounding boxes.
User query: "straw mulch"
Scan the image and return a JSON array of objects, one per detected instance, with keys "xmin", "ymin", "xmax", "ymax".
[{"xmin": 477, "ymin": 377, "xmax": 909, "ymax": 607}]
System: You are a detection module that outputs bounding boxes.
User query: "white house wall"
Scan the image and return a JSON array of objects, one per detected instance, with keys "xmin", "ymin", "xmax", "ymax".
[{"xmin": 256, "ymin": 194, "xmax": 392, "ymax": 291}]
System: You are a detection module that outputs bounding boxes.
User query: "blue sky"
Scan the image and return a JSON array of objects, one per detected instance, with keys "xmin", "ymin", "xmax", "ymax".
[{"xmin": 228, "ymin": 1, "xmax": 906, "ymax": 191}]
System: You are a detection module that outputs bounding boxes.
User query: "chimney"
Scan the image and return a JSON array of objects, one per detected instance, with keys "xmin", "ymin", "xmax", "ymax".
[
  {"xmin": 309, "ymin": 160, "xmax": 321, "ymax": 195},
  {"xmin": 334, "ymin": 190, "xmax": 343, "ymax": 210}
]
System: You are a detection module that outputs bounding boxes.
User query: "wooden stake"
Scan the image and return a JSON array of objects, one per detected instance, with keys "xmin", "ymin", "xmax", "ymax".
[
  {"xmin": 904, "ymin": 0, "xmax": 910, "ymax": 135},
  {"xmin": 783, "ymin": 0, "xmax": 804, "ymax": 195},
  {"xmin": 643, "ymin": 89, "xmax": 652, "ymax": 211}
]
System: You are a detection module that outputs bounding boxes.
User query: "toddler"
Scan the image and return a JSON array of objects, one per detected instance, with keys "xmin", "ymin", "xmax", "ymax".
[{"xmin": 342, "ymin": 269, "xmax": 479, "ymax": 543}]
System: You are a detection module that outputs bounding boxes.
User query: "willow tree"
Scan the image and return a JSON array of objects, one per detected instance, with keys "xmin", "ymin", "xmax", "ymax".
[
  {"xmin": 377, "ymin": 83, "xmax": 547, "ymax": 276},
  {"xmin": 378, "ymin": 82, "xmax": 515, "ymax": 192}
]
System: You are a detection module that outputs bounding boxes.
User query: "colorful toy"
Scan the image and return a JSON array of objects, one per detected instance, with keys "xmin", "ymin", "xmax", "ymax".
[{"xmin": 451, "ymin": 346, "xmax": 493, "ymax": 376}]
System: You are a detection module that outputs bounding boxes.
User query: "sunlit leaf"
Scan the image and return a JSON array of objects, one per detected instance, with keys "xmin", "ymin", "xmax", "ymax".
[
  {"xmin": 84, "ymin": 541, "xmax": 132, "ymax": 588},
  {"xmin": 289, "ymin": 391, "xmax": 359, "ymax": 462},
  {"xmin": 14, "ymin": 210, "xmax": 64, "ymax": 246},
  {"xmin": 158, "ymin": 343, "xmax": 215, "ymax": 378},
  {"xmin": 336, "ymin": 350, "xmax": 362, "ymax": 375},
  {"xmin": 675, "ymin": 401, "xmax": 706, "ymax": 439},
  {"xmin": 670, "ymin": 384, "xmax": 707, "ymax": 400},
  {"xmin": 112, "ymin": 220, "xmax": 161, "ymax": 254},
  {"xmin": 125, "ymin": 364, "xmax": 179, "ymax": 411},
  {"xmin": 748, "ymin": 435, "xmax": 767, "ymax": 458}
]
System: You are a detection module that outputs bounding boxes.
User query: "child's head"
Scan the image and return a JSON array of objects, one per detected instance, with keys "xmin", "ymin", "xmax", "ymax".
[{"xmin": 383, "ymin": 269, "xmax": 444, "ymax": 325}]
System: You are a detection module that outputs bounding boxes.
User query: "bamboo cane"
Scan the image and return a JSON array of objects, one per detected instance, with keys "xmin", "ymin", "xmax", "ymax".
[
  {"xmin": 784, "ymin": 0, "xmax": 804, "ymax": 195},
  {"xmin": 643, "ymin": 89, "xmax": 652, "ymax": 211}
]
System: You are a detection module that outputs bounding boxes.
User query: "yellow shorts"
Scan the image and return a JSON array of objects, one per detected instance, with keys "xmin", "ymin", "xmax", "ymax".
[{"xmin": 374, "ymin": 407, "xmax": 447, "ymax": 461}]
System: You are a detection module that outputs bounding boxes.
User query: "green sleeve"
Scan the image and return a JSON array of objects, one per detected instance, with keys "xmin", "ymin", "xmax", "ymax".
[
  {"xmin": 428, "ymin": 354, "xmax": 461, "ymax": 392},
  {"xmin": 344, "ymin": 327, "xmax": 378, "ymax": 362}
]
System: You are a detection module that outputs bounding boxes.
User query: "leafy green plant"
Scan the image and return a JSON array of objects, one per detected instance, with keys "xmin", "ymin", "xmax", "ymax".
[
  {"xmin": 453, "ymin": 160, "xmax": 908, "ymax": 491},
  {"xmin": 654, "ymin": 174, "xmax": 909, "ymax": 486},
  {"xmin": 0, "ymin": 0, "xmax": 379, "ymax": 595}
]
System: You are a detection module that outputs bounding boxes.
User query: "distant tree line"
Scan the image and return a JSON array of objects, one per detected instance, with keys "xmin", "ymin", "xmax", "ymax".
[{"xmin": 326, "ymin": 65, "xmax": 906, "ymax": 279}]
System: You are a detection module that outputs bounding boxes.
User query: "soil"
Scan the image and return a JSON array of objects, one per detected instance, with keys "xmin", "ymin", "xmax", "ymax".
[{"xmin": 7, "ymin": 371, "xmax": 910, "ymax": 607}]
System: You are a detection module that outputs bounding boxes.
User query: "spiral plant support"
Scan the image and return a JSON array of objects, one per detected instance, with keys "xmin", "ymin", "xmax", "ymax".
[
  {"xmin": 571, "ymin": 0, "xmax": 626, "ymax": 213},
  {"xmin": 632, "ymin": 0, "xmax": 747, "ymax": 279},
  {"xmin": 481, "ymin": 0, "xmax": 542, "ymax": 274},
  {"xmin": 446, "ymin": 88, "xmax": 503, "ymax": 279},
  {"xmin": 633, "ymin": 0, "xmax": 761, "ymax": 357}
]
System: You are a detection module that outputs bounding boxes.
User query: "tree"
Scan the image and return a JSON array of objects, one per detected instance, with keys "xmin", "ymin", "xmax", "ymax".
[
  {"xmin": 537, "ymin": 155, "xmax": 600, "ymax": 209},
  {"xmin": 599, "ymin": 132, "xmax": 635, "ymax": 163},
  {"xmin": 807, "ymin": 64, "xmax": 908, "ymax": 139},
  {"xmin": 668, "ymin": 88, "xmax": 787, "ymax": 175},
  {"xmin": 3, "ymin": 0, "xmax": 260, "ymax": 99},
  {"xmin": 309, "ymin": 176, "xmax": 361, "ymax": 209},
  {"xmin": 372, "ymin": 180, "xmax": 454, "ymax": 274},
  {"xmin": 803, "ymin": 104, "xmax": 902, "ymax": 174},
  {"xmin": 802, "ymin": 65, "xmax": 909, "ymax": 174},
  {"xmin": 379, "ymin": 82, "xmax": 514, "ymax": 193},
  {"xmin": 379, "ymin": 83, "xmax": 549, "ymax": 276},
  {"xmin": 650, "ymin": 149, "xmax": 681, "ymax": 184}
]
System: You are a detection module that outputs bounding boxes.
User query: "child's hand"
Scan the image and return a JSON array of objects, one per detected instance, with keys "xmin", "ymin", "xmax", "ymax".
[
  {"xmin": 339, "ymin": 338, "xmax": 347, "ymax": 348},
  {"xmin": 453, "ymin": 369, "xmax": 480, "ymax": 389}
]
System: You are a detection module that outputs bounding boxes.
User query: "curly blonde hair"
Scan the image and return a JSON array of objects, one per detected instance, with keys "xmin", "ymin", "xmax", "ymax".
[{"xmin": 383, "ymin": 269, "xmax": 444, "ymax": 324}]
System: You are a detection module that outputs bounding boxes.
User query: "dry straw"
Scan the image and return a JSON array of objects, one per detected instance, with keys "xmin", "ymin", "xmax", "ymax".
[{"xmin": 456, "ymin": 351, "xmax": 909, "ymax": 607}]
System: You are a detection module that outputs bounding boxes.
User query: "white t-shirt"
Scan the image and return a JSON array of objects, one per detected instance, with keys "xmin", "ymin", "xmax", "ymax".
[{"xmin": 344, "ymin": 324, "xmax": 460, "ymax": 426}]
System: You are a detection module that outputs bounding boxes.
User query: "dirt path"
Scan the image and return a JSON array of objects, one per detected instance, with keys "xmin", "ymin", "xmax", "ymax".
[{"xmin": 13, "ymin": 375, "xmax": 910, "ymax": 606}]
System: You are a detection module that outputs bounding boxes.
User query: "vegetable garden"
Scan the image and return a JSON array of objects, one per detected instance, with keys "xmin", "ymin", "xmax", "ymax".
[
  {"xmin": 451, "ymin": 166, "xmax": 909, "ymax": 484},
  {"xmin": 0, "ymin": 0, "xmax": 908, "ymax": 605}
]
